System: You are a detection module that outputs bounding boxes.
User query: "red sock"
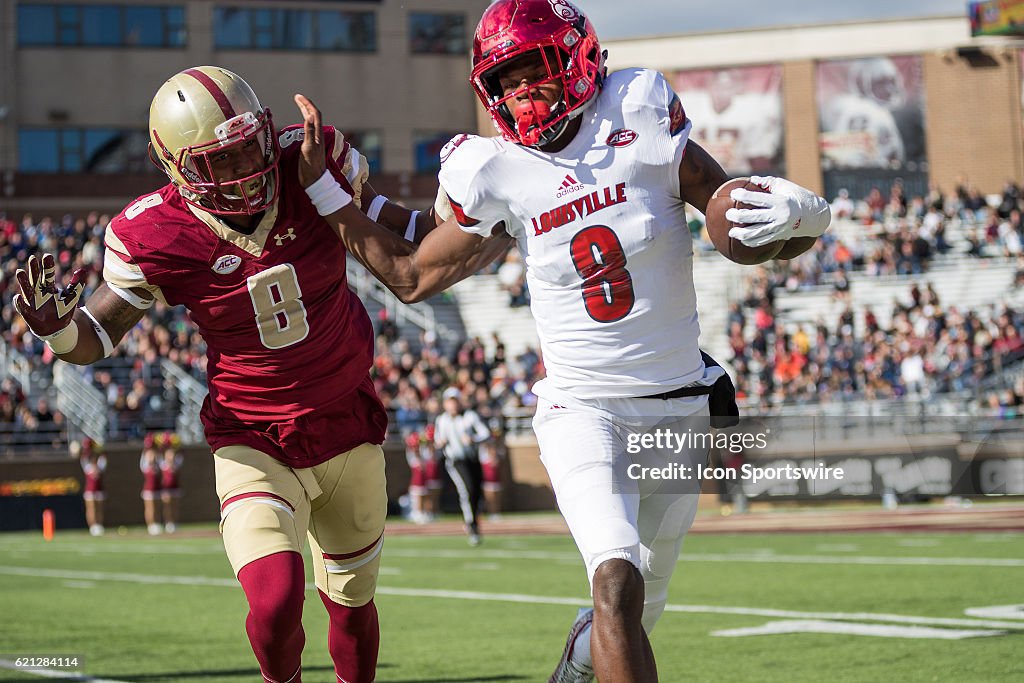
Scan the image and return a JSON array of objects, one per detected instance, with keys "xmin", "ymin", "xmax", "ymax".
[
  {"xmin": 318, "ymin": 590, "xmax": 379, "ymax": 683},
  {"xmin": 237, "ymin": 551, "xmax": 306, "ymax": 683}
]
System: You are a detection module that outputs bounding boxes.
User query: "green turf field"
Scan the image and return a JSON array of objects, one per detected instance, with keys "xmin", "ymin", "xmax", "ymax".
[{"xmin": 0, "ymin": 524, "xmax": 1022, "ymax": 682}]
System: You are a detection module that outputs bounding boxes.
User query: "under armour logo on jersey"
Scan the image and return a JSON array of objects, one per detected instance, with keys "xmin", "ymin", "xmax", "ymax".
[
  {"xmin": 556, "ymin": 174, "xmax": 584, "ymax": 198},
  {"xmin": 274, "ymin": 228, "xmax": 297, "ymax": 246}
]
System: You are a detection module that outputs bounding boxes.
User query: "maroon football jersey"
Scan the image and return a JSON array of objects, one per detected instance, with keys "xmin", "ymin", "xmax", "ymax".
[{"xmin": 104, "ymin": 126, "xmax": 386, "ymax": 467}]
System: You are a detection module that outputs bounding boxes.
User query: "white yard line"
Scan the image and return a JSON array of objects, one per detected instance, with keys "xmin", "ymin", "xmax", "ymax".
[
  {"xmin": 0, "ymin": 659, "xmax": 129, "ymax": 683},
  {"xmin": 710, "ymin": 620, "xmax": 1005, "ymax": 639},
  {"xmin": 2, "ymin": 565, "xmax": 1023, "ymax": 632},
  {"xmin": 7, "ymin": 542, "xmax": 1024, "ymax": 569}
]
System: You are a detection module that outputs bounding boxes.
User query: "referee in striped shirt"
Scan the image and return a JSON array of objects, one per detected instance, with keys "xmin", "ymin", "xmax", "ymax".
[{"xmin": 434, "ymin": 387, "xmax": 491, "ymax": 545}]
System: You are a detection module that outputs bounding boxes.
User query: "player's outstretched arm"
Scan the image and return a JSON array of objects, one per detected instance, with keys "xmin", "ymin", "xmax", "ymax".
[
  {"xmin": 329, "ymin": 204, "xmax": 511, "ymax": 303},
  {"xmin": 13, "ymin": 254, "xmax": 147, "ymax": 365},
  {"xmin": 359, "ymin": 182, "xmax": 439, "ymax": 245},
  {"xmin": 293, "ymin": 92, "xmax": 511, "ymax": 302}
]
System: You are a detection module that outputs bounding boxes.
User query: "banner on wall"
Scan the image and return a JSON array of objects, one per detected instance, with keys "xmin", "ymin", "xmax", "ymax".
[
  {"xmin": 970, "ymin": 1, "xmax": 1024, "ymax": 37},
  {"xmin": 670, "ymin": 65, "xmax": 785, "ymax": 176},
  {"xmin": 817, "ymin": 55, "xmax": 926, "ymax": 173}
]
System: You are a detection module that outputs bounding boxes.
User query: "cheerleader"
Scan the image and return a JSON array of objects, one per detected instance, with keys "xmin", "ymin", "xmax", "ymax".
[
  {"xmin": 404, "ymin": 431, "xmax": 427, "ymax": 524},
  {"xmin": 140, "ymin": 433, "xmax": 162, "ymax": 535},
  {"xmin": 78, "ymin": 438, "xmax": 107, "ymax": 536},
  {"xmin": 479, "ymin": 439, "xmax": 504, "ymax": 521},
  {"xmin": 159, "ymin": 431, "xmax": 183, "ymax": 533},
  {"xmin": 422, "ymin": 423, "xmax": 441, "ymax": 521}
]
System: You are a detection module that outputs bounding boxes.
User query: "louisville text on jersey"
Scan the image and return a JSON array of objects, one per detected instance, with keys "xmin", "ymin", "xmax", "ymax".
[{"xmin": 531, "ymin": 183, "xmax": 628, "ymax": 236}]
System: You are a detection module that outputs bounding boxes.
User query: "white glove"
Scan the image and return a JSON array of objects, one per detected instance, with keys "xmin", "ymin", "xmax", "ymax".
[{"xmin": 726, "ymin": 176, "xmax": 831, "ymax": 248}]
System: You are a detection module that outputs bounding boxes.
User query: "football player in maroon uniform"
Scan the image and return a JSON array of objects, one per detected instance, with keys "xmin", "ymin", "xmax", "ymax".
[{"xmin": 11, "ymin": 66, "xmax": 467, "ymax": 683}]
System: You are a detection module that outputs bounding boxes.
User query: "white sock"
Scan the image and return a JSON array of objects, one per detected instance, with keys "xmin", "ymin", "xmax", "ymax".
[{"xmin": 571, "ymin": 611, "xmax": 593, "ymax": 670}]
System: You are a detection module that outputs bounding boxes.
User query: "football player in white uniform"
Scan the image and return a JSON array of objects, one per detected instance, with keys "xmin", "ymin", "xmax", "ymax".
[{"xmin": 293, "ymin": 1, "xmax": 830, "ymax": 680}]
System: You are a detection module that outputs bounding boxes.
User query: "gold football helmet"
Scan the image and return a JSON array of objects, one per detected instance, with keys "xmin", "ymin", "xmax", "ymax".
[{"xmin": 148, "ymin": 66, "xmax": 280, "ymax": 215}]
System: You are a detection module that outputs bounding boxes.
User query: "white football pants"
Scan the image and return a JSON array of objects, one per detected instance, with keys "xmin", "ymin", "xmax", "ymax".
[{"xmin": 533, "ymin": 395, "xmax": 710, "ymax": 633}]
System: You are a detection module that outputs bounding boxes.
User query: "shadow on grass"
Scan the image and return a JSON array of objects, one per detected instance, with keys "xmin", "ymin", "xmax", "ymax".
[
  {"xmin": 2, "ymin": 666, "xmax": 527, "ymax": 682},
  {"xmin": 381, "ymin": 677, "xmax": 527, "ymax": 683}
]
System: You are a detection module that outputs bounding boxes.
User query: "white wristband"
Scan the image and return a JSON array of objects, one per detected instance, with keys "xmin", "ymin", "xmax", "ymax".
[
  {"xmin": 82, "ymin": 306, "xmax": 114, "ymax": 358},
  {"xmin": 367, "ymin": 194, "xmax": 389, "ymax": 222},
  {"xmin": 404, "ymin": 211, "xmax": 420, "ymax": 242},
  {"xmin": 41, "ymin": 322, "xmax": 80, "ymax": 355},
  {"xmin": 305, "ymin": 169, "xmax": 353, "ymax": 216}
]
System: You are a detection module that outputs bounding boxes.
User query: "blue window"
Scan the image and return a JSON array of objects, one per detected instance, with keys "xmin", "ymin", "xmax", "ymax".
[
  {"xmin": 125, "ymin": 6, "xmax": 185, "ymax": 47},
  {"xmin": 212, "ymin": 7, "xmax": 249, "ymax": 48},
  {"xmin": 409, "ymin": 13, "xmax": 466, "ymax": 55},
  {"xmin": 17, "ymin": 5, "xmax": 56, "ymax": 45},
  {"xmin": 317, "ymin": 10, "xmax": 376, "ymax": 52},
  {"xmin": 414, "ymin": 132, "xmax": 460, "ymax": 174},
  {"xmin": 343, "ymin": 131, "xmax": 383, "ymax": 174},
  {"xmin": 17, "ymin": 3, "xmax": 186, "ymax": 47},
  {"xmin": 19, "ymin": 128, "xmax": 150, "ymax": 173},
  {"xmin": 213, "ymin": 7, "xmax": 376, "ymax": 52},
  {"xmin": 81, "ymin": 5, "xmax": 121, "ymax": 46},
  {"xmin": 18, "ymin": 130, "xmax": 61, "ymax": 172},
  {"xmin": 59, "ymin": 129, "xmax": 83, "ymax": 171}
]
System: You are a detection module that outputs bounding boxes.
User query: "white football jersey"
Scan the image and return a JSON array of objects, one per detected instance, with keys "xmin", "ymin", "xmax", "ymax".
[{"xmin": 439, "ymin": 68, "xmax": 708, "ymax": 399}]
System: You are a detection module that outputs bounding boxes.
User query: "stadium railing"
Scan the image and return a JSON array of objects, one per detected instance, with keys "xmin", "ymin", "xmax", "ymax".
[
  {"xmin": 52, "ymin": 362, "xmax": 106, "ymax": 443},
  {"xmin": 0, "ymin": 340, "xmax": 33, "ymax": 393},
  {"xmin": 160, "ymin": 358, "xmax": 207, "ymax": 445},
  {"xmin": 346, "ymin": 257, "xmax": 462, "ymax": 346}
]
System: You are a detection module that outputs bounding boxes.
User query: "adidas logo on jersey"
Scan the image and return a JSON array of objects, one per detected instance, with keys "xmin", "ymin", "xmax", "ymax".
[
  {"xmin": 556, "ymin": 174, "xmax": 585, "ymax": 198},
  {"xmin": 212, "ymin": 254, "xmax": 242, "ymax": 275},
  {"xmin": 532, "ymin": 182, "xmax": 628, "ymax": 237}
]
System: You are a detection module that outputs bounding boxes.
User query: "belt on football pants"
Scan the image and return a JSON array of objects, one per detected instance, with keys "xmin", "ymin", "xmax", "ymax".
[{"xmin": 638, "ymin": 384, "xmax": 714, "ymax": 400}]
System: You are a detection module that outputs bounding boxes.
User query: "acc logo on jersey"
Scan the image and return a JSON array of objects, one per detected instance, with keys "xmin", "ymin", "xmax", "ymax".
[
  {"xmin": 549, "ymin": 0, "xmax": 581, "ymax": 22},
  {"xmin": 606, "ymin": 129, "xmax": 638, "ymax": 148},
  {"xmin": 212, "ymin": 254, "xmax": 242, "ymax": 275}
]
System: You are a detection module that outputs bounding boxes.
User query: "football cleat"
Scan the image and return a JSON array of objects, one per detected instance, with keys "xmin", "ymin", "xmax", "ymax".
[
  {"xmin": 549, "ymin": 607, "xmax": 594, "ymax": 683},
  {"xmin": 467, "ymin": 521, "xmax": 482, "ymax": 546}
]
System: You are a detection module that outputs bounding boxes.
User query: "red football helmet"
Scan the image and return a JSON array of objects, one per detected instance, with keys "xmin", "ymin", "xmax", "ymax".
[{"xmin": 471, "ymin": 0, "xmax": 605, "ymax": 147}]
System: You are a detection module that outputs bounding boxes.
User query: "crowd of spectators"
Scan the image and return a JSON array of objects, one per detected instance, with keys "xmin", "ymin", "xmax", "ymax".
[
  {"xmin": 980, "ymin": 377, "xmax": 1024, "ymax": 419},
  {"xmin": 691, "ymin": 179, "xmax": 1024, "ymax": 292},
  {"xmin": 1, "ymin": 210, "xmax": 198, "ymax": 443},
  {"xmin": 370, "ymin": 315, "xmax": 544, "ymax": 438},
  {"xmin": 732, "ymin": 267, "xmax": 1024, "ymax": 406},
  {"xmin": 4, "ymin": 191, "xmax": 1024, "ymax": 451},
  {"xmin": 1, "ymin": 208, "xmax": 545, "ymax": 447}
]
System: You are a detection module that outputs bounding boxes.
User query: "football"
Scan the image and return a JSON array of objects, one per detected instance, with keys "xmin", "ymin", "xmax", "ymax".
[
  {"xmin": 705, "ymin": 178, "xmax": 785, "ymax": 265},
  {"xmin": 774, "ymin": 236, "xmax": 818, "ymax": 260}
]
